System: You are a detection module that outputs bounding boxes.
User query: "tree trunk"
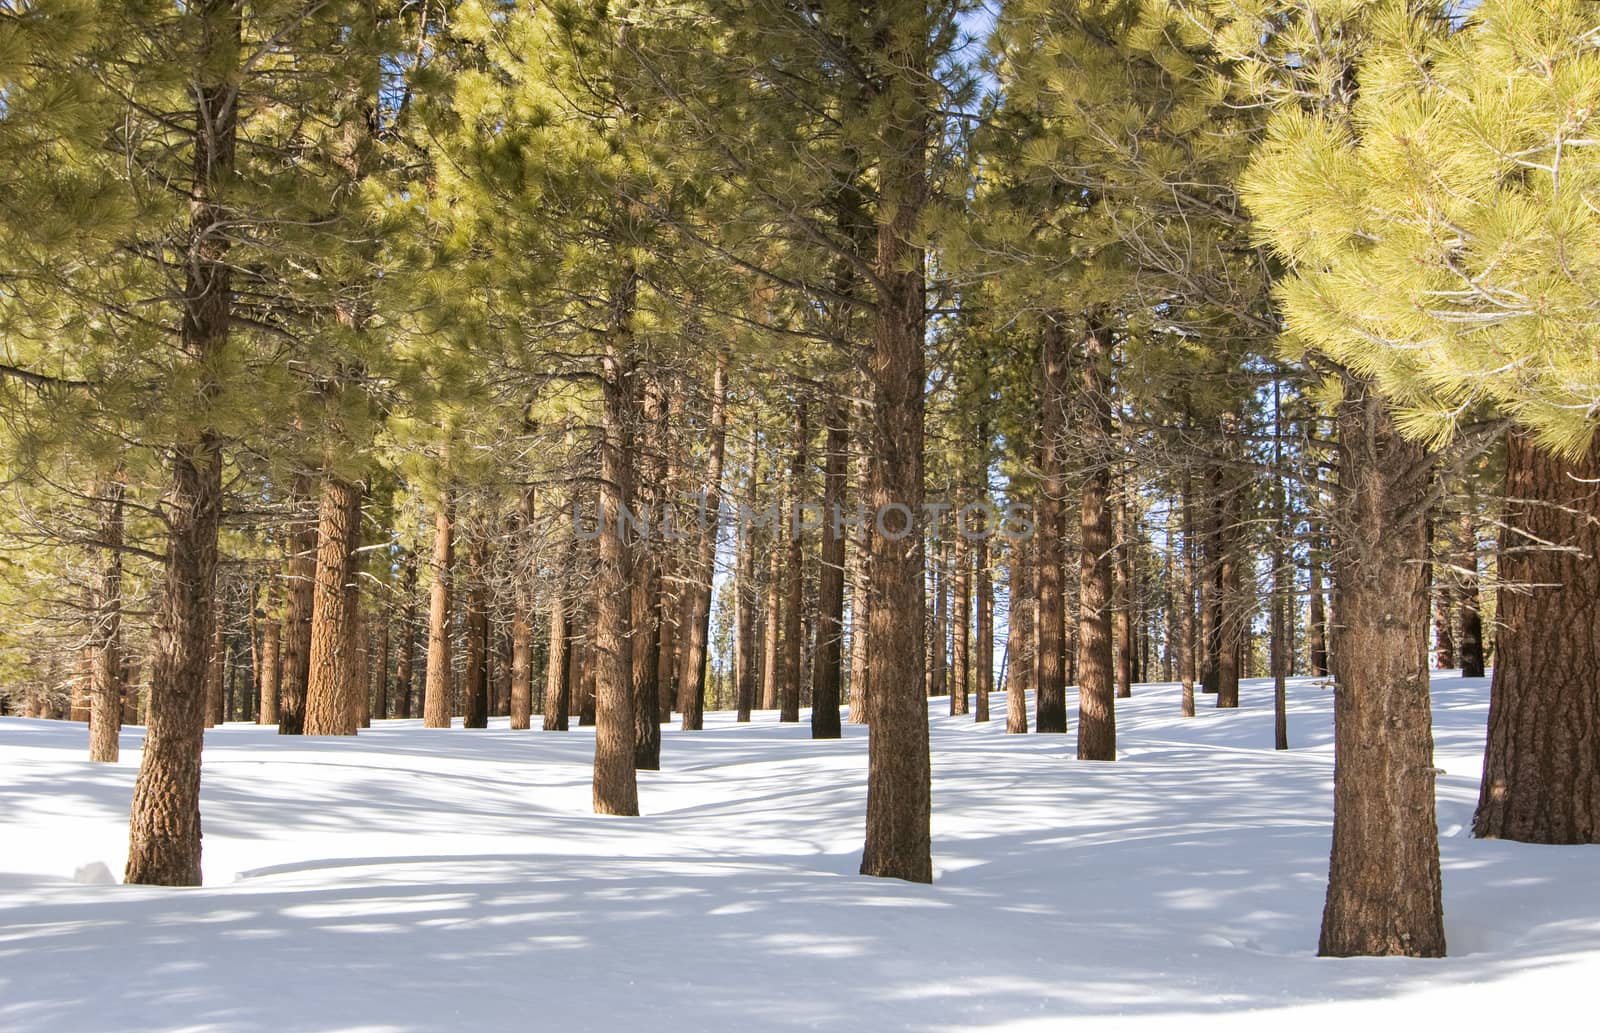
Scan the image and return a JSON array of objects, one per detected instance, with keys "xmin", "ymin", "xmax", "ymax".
[
  {"xmin": 858, "ymin": 32, "xmax": 931, "ymax": 881},
  {"xmin": 124, "ymin": 2, "xmax": 237, "ymax": 883},
  {"xmin": 258, "ymin": 587, "xmax": 281, "ymax": 726},
  {"xmin": 1180, "ymin": 471, "xmax": 1197, "ymax": 718},
  {"xmin": 511, "ymin": 494, "xmax": 537, "ymax": 732},
  {"xmin": 1114, "ymin": 493, "xmax": 1134, "ymax": 700},
  {"xmin": 353, "ymin": 607, "xmax": 370, "ymax": 729},
  {"xmin": 1076, "ymin": 321, "xmax": 1116, "ymax": 762},
  {"xmin": 950, "ymin": 531, "xmax": 970, "ymax": 716},
  {"xmin": 678, "ymin": 354, "xmax": 730, "ymax": 731},
  {"xmin": 847, "ymin": 440, "xmax": 873, "ymax": 725},
  {"xmin": 974, "ymin": 505, "xmax": 993, "ymax": 724},
  {"xmin": 1200, "ymin": 471, "xmax": 1222, "ymax": 694},
  {"xmin": 394, "ymin": 551, "xmax": 418, "ymax": 719},
  {"xmin": 88, "ymin": 481, "xmax": 125, "ymax": 763},
  {"xmin": 778, "ymin": 397, "xmax": 807, "ymax": 723},
  {"xmin": 422, "ymin": 494, "xmax": 455, "ymax": 729},
  {"xmin": 1272, "ymin": 385, "xmax": 1289, "ymax": 751},
  {"xmin": 593, "ymin": 326, "xmax": 639, "ymax": 816},
  {"xmin": 1035, "ymin": 317, "xmax": 1069, "ymax": 734},
  {"xmin": 1317, "ymin": 374, "xmax": 1445, "ymax": 958},
  {"xmin": 929, "ymin": 537, "xmax": 948, "ymax": 699},
  {"xmin": 204, "ymin": 597, "xmax": 225, "ymax": 728},
  {"xmin": 1005, "ymin": 541, "xmax": 1031, "ymax": 734},
  {"xmin": 278, "ymin": 475, "xmax": 317, "ymax": 735},
  {"xmin": 631, "ymin": 384, "xmax": 666, "ymax": 764},
  {"xmin": 812, "ymin": 404, "xmax": 847, "ymax": 739},
  {"xmin": 1215, "ymin": 452, "xmax": 1242, "ymax": 709},
  {"xmin": 1431, "ymin": 523, "xmax": 1455, "ymax": 670},
  {"xmin": 371, "ymin": 614, "xmax": 389, "ymax": 721},
  {"xmin": 305, "ymin": 475, "xmax": 363, "ymax": 736},
  {"xmin": 760, "ymin": 507, "xmax": 784, "ymax": 712},
  {"xmin": 126, "ymin": 438, "xmax": 223, "ymax": 885},
  {"xmin": 735, "ymin": 423, "xmax": 761, "ymax": 723},
  {"xmin": 543, "ymin": 595, "xmax": 571, "ymax": 732},
  {"xmin": 463, "ymin": 528, "xmax": 490, "ymax": 730},
  {"xmin": 1473, "ymin": 430, "xmax": 1600, "ymax": 843}
]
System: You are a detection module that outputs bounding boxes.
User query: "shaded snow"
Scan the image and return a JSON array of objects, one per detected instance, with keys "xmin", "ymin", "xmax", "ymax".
[{"xmin": 2, "ymin": 673, "xmax": 1596, "ymax": 1032}]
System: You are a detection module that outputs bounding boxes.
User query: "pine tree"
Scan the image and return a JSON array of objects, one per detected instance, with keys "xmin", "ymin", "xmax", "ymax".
[{"xmin": 1241, "ymin": 0, "xmax": 1600, "ymax": 848}]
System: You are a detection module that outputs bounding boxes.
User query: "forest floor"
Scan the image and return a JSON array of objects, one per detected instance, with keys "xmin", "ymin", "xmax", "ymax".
[{"xmin": 2, "ymin": 673, "xmax": 1596, "ymax": 1032}]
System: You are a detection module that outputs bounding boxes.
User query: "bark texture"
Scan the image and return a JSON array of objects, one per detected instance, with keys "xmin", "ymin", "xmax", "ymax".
[
  {"xmin": 304, "ymin": 475, "xmax": 363, "ymax": 736},
  {"xmin": 543, "ymin": 597, "xmax": 571, "ymax": 732},
  {"xmin": 88, "ymin": 481, "xmax": 125, "ymax": 763},
  {"xmin": 592, "ymin": 318, "xmax": 639, "ymax": 816},
  {"xmin": 1035, "ymin": 317, "xmax": 1069, "ymax": 734},
  {"xmin": 422, "ymin": 495, "xmax": 455, "ymax": 729},
  {"xmin": 1318, "ymin": 375, "xmax": 1445, "ymax": 958},
  {"xmin": 812, "ymin": 406, "xmax": 847, "ymax": 739},
  {"xmin": 779, "ymin": 398, "xmax": 807, "ymax": 724},
  {"xmin": 858, "ymin": 23, "xmax": 931, "ymax": 881},
  {"xmin": 1075, "ymin": 323, "xmax": 1116, "ymax": 761},
  {"xmin": 125, "ymin": 0, "xmax": 236, "ymax": 884},
  {"xmin": 1473, "ymin": 431, "xmax": 1600, "ymax": 843}
]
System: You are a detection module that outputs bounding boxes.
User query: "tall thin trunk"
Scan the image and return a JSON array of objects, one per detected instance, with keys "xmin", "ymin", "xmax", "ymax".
[
  {"xmin": 655, "ymin": 387, "xmax": 687, "ymax": 724},
  {"xmin": 1272, "ymin": 381, "xmax": 1288, "ymax": 750},
  {"xmin": 632, "ymin": 384, "xmax": 665, "ymax": 764},
  {"xmin": 371, "ymin": 613, "xmax": 389, "ymax": 722},
  {"xmin": 1473, "ymin": 431, "xmax": 1600, "ymax": 843},
  {"xmin": 779, "ymin": 397, "xmax": 808, "ymax": 723},
  {"xmin": 258, "ymin": 584, "xmax": 281, "ymax": 726},
  {"xmin": 305, "ymin": 475, "xmax": 363, "ymax": 736},
  {"xmin": 278, "ymin": 475, "xmax": 316, "ymax": 735},
  {"xmin": 462, "ymin": 526, "xmax": 490, "ymax": 730},
  {"xmin": 1180, "ymin": 471, "xmax": 1197, "ymax": 718},
  {"xmin": 1005, "ymin": 541, "xmax": 1031, "ymax": 734},
  {"xmin": 1200, "ymin": 469, "xmax": 1222, "ymax": 694},
  {"xmin": 929, "ymin": 537, "xmax": 948, "ymax": 698},
  {"xmin": 812, "ymin": 404, "xmax": 847, "ymax": 739},
  {"xmin": 511, "ymin": 493, "xmax": 536, "ymax": 731},
  {"xmin": 1114, "ymin": 492, "xmax": 1134, "ymax": 700},
  {"xmin": 735, "ymin": 425, "xmax": 761, "ymax": 723},
  {"xmin": 1035, "ymin": 317, "xmax": 1069, "ymax": 734},
  {"xmin": 1318, "ymin": 374, "xmax": 1444, "ymax": 958},
  {"xmin": 394, "ymin": 551, "xmax": 417, "ymax": 719},
  {"xmin": 950, "ymin": 532, "xmax": 970, "ymax": 716},
  {"xmin": 1076, "ymin": 321, "xmax": 1116, "ymax": 762},
  {"xmin": 1431, "ymin": 514, "xmax": 1455, "ymax": 670},
  {"xmin": 544, "ymin": 595, "xmax": 571, "ymax": 732},
  {"xmin": 974, "ymin": 519, "xmax": 993, "ymax": 724},
  {"xmin": 858, "ymin": 22, "xmax": 932, "ymax": 881},
  {"xmin": 205, "ymin": 597, "xmax": 225, "ymax": 728},
  {"xmin": 574, "ymin": 598, "xmax": 596, "ymax": 727},
  {"xmin": 847, "ymin": 438, "xmax": 872, "ymax": 725},
  {"xmin": 679, "ymin": 354, "xmax": 730, "ymax": 731},
  {"xmin": 124, "ymin": 0, "xmax": 236, "ymax": 885},
  {"xmin": 593, "ymin": 325, "xmax": 639, "ymax": 816},
  {"xmin": 1215, "ymin": 452, "xmax": 1242, "ymax": 709},
  {"xmin": 352, "ymin": 605, "xmax": 369, "ymax": 729},
  {"xmin": 88, "ymin": 480, "xmax": 125, "ymax": 762},
  {"xmin": 760, "ymin": 500, "xmax": 784, "ymax": 712},
  {"xmin": 422, "ymin": 494, "xmax": 455, "ymax": 729}
]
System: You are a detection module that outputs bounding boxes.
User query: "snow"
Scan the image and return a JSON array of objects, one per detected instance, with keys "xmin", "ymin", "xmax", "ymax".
[{"xmin": 2, "ymin": 673, "xmax": 1597, "ymax": 1032}]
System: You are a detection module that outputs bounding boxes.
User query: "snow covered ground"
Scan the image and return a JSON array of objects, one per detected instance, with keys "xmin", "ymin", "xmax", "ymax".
[{"xmin": 2, "ymin": 673, "xmax": 1596, "ymax": 1032}]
